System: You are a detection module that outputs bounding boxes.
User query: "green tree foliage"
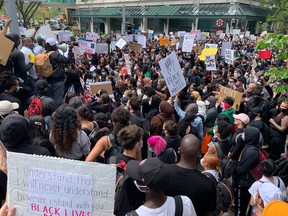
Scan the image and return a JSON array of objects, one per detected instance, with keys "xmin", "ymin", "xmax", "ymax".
[
  {"xmin": 0, "ymin": 0, "xmax": 3, "ymax": 10},
  {"xmin": 256, "ymin": 33, "xmax": 288, "ymax": 93},
  {"xmin": 259, "ymin": 0, "xmax": 288, "ymax": 33},
  {"xmin": 15, "ymin": 0, "xmax": 41, "ymax": 28}
]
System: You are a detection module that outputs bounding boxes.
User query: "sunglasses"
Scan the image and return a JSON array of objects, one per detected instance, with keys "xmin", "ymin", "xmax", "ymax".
[{"xmin": 134, "ymin": 180, "xmax": 150, "ymax": 192}]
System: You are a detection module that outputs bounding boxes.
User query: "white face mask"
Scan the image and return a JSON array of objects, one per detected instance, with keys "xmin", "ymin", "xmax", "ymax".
[{"xmin": 148, "ymin": 100, "xmax": 152, "ymax": 105}]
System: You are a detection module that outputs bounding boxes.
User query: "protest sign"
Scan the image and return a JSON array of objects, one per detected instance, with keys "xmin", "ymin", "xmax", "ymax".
[
  {"xmin": 159, "ymin": 51, "xmax": 186, "ymax": 97},
  {"xmin": 0, "ymin": 34, "xmax": 14, "ymax": 66},
  {"xmin": 205, "ymin": 44, "xmax": 217, "ymax": 49},
  {"xmin": 193, "ymin": 45, "xmax": 204, "ymax": 55},
  {"xmin": 24, "ymin": 29, "xmax": 36, "ymax": 38},
  {"xmin": 73, "ymin": 46, "xmax": 82, "ymax": 65},
  {"xmin": 216, "ymin": 30, "xmax": 223, "ymax": 36},
  {"xmin": 95, "ymin": 44, "xmax": 108, "ymax": 54},
  {"xmin": 205, "ymin": 55, "xmax": 217, "ymax": 71},
  {"xmin": 90, "ymin": 81, "xmax": 114, "ymax": 98},
  {"xmin": 148, "ymin": 30, "xmax": 154, "ymax": 39},
  {"xmin": 250, "ymin": 35, "xmax": 257, "ymax": 41},
  {"xmin": 258, "ymin": 50, "xmax": 271, "ymax": 59},
  {"xmin": 79, "ymin": 41, "xmax": 96, "ymax": 54},
  {"xmin": 125, "ymin": 35, "xmax": 133, "ymax": 42},
  {"xmin": 58, "ymin": 32, "xmax": 72, "ymax": 42},
  {"xmin": 177, "ymin": 31, "xmax": 186, "ymax": 37},
  {"xmin": 225, "ymin": 49, "xmax": 234, "ymax": 65},
  {"xmin": 128, "ymin": 42, "xmax": 143, "ymax": 53},
  {"xmin": 86, "ymin": 32, "xmax": 98, "ymax": 42},
  {"xmin": 199, "ymin": 48, "xmax": 218, "ymax": 61},
  {"xmin": 19, "ymin": 27, "xmax": 26, "ymax": 36},
  {"xmin": 218, "ymin": 86, "xmax": 243, "ymax": 111},
  {"xmin": 221, "ymin": 42, "xmax": 232, "ymax": 56},
  {"xmin": 35, "ymin": 25, "xmax": 55, "ymax": 39},
  {"xmin": 110, "ymin": 41, "xmax": 117, "ymax": 52},
  {"xmin": 232, "ymin": 29, "xmax": 240, "ymax": 36},
  {"xmin": 170, "ymin": 38, "xmax": 177, "ymax": 47},
  {"xmin": 159, "ymin": 38, "xmax": 170, "ymax": 47},
  {"xmin": 245, "ymin": 31, "xmax": 250, "ymax": 38},
  {"xmin": 115, "ymin": 38, "xmax": 127, "ymax": 49},
  {"xmin": 124, "ymin": 54, "xmax": 132, "ymax": 75},
  {"xmin": 7, "ymin": 152, "xmax": 116, "ymax": 216},
  {"xmin": 182, "ymin": 34, "xmax": 195, "ymax": 52},
  {"xmin": 137, "ymin": 35, "xmax": 147, "ymax": 48}
]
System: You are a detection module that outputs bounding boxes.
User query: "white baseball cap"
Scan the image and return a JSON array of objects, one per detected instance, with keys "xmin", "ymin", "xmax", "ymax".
[
  {"xmin": 46, "ymin": 38, "xmax": 57, "ymax": 46},
  {"xmin": 0, "ymin": 100, "xmax": 19, "ymax": 116}
]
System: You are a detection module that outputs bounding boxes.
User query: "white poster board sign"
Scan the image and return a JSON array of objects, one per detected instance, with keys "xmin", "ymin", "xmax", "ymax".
[
  {"xmin": 35, "ymin": 25, "xmax": 55, "ymax": 39},
  {"xmin": 182, "ymin": 34, "xmax": 195, "ymax": 52},
  {"xmin": 115, "ymin": 38, "xmax": 127, "ymax": 49},
  {"xmin": 58, "ymin": 32, "xmax": 72, "ymax": 42},
  {"xmin": 79, "ymin": 41, "xmax": 96, "ymax": 54},
  {"xmin": 232, "ymin": 29, "xmax": 241, "ymax": 36},
  {"xmin": 24, "ymin": 29, "xmax": 36, "ymax": 38},
  {"xmin": 7, "ymin": 152, "xmax": 116, "ymax": 216},
  {"xmin": 177, "ymin": 31, "xmax": 186, "ymax": 38},
  {"xmin": 225, "ymin": 49, "xmax": 234, "ymax": 65},
  {"xmin": 86, "ymin": 32, "xmax": 98, "ymax": 41},
  {"xmin": 205, "ymin": 54, "xmax": 217, "ymax": 71},
  {"xmin": 125, "ymin": 35, "xmax": 133, "ymax": 42},
  {"xmin": 221, "ymin": 42, "xmax": 232, "ymax": 57},
  {"xmin": 245, "ymin": 31, "xmax": 250, "ymax": 38},
  {"xmin": 159, "ymin": 51, "xmax": 187, "ymax": 97},
  {"xmin": 204, "ymin": 44, "xmax": 217, "ymax": 49},
  {"xmin": 137, "ymin": 35, "xmax": 146, "ymax": 48},
  {"xmin": 124, "ymin": 54, "xmax": 132, "ymax": 75},
  {"xmin": 110, "ymin": 41, "xmax": 117, "ymax": 52},
  {"xmin": 95, "ymin": 44, "xmax": 108, "ymax": 54}
]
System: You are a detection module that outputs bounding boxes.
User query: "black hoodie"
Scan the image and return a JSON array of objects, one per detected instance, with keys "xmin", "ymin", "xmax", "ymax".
[
  {"xmin": 234, "ymin": 126, "xmax": 260, "ymax": 186},
  {"xmin": 0, "ymin": 114, "xmax": 50, "ymax": 156}
]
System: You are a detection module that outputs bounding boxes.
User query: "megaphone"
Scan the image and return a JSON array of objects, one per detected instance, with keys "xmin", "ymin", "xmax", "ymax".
[{"xmin": 58, "ymin": 43, "xmax": 68, "ymax": 53}]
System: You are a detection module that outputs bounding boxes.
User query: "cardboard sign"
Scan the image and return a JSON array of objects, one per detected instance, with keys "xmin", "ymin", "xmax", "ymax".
[
  {"xmin": 7, "ymin": 152, "xmax": 116, "ymax": 216},
  {"xmin": 159, "ymin": 51, "xmax": 187, "ymax": 97},
  {"xmin": 193, "ymin": 45, "xmax": 204, "ymax": 55},
  {"xmin": 115, "ymin": 38, "xmax": 127, "ymax": 49},
  {"xmin": 95, "ymin": 44, "xmax": 108, "ymax": 54},
  {"xmin": 218, "ymin": 86, "xmax": 243, "ymax": 111},
  {"xmin": 225, "ymin": 49, "xmax": 234, "ymax": 65},
  {"xmin": 128, "ymin": 42, "xmax": 143, "ymax": 53},
  {"xmin": 205, "ymin": 54, "xmax": 216, "ymax": 71},
  {"xmin": 89, "ymin": 81, "xmax": 114, "ymax": 98},
  {"xmin": 159, "ymin": 38, "xmax": 170, "ymax": 47},
  {"xmin": 78, "ymin": 41, "xmax": 96, "ymax": 54},
  {"xmin": 137, "ymin": 35, "xmax": 146, "ymax": 49},
  {"xmin": 205, "ymin": 44, "xmax": 217, "ymax": 49},
  {"xmin": 182, "ymin": 34, "xmax": 195, "ymax": 52},
  {"xmin": 35, "ymin": 24, "xmax": 55, "ymax": 39},
  {"xmin": 258, "ymin": 50, "xmax": 271, "ymax": 59},
  {"xmin": 221, "ymin": 42, "xmax": 232, "ymax": 56},
  {"xmin": 199, "ymin": 48, "xmax": 218, "ymax": 61},
  {"xmin": 86, "ymin": 32, "xmax": 98, "ymax": 42},
  {"xmin": 58, "ymin": 32, "xmax": 72, "ymax": 42},
  {"xmin": 0, "ymin": 34, "xmax": 14, "ymax": 66}
]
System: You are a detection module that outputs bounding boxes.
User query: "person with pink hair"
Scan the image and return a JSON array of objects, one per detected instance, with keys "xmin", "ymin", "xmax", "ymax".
[{"xmin": 147, "ymin": 135, "xmax": 177, "ymax": 164}]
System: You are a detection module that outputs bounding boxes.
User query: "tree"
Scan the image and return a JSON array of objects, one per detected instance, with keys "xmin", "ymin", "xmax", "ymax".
[
  {"xmin": 0, "ymin": 0, "xmax": 3, "ymax": 10},
  {"xmin": 15, "ymin": 0, "xmax": 42, "ymax": 28},
  {"xmin": 256, "ymin": 33, "xmax": 288, "ymax": 93},
  {"xmin": 259, "ymin": 0, "xmax": 288, "ymax": 33}
]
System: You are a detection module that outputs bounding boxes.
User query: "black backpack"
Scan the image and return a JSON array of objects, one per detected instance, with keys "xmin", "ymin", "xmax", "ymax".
[
  {"xmin": 204, "ymin": 172, "xmax": 234, "ymax": 214},
  {"xmin": 104, "ymin": 134, "xmax": 123, "ymax": 164},
  {"xmin": 214, "ymin": 142, "xmax": 237, "ymax": 179},
  {"xmin": 126, "ymin": 195, "xmax": 183, "ymax": 216}
]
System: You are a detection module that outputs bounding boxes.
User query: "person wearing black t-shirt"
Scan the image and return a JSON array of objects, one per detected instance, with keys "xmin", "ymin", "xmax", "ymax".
[{"xmin": 164, "ymin": 134, "xmax": 217, "ymax": 216}]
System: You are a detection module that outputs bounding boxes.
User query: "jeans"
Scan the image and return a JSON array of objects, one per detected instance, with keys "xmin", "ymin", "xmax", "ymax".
[{"xmin": 48, "ymin": 81, "xmax": 65, "ymax": 107}]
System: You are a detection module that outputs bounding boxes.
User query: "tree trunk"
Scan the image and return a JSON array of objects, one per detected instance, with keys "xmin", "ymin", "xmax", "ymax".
[{"xmin": 15, "ymin": 0, "xmax": 41, "ymax": 28}]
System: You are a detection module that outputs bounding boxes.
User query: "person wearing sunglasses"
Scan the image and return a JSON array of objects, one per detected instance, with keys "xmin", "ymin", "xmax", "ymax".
[{"xmin": 125, "ymin": 157, "xmax": 196, "ymax": 216}]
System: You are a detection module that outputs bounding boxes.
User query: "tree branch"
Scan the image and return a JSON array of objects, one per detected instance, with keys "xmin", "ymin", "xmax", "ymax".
[{"xmin": 27, "ymin": 2, "xmax": 41, "ymax": 22}]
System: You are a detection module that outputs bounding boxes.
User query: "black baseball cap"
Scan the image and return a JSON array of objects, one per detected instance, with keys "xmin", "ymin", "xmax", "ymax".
[
  {"xmin": 126, "ymin": 158, "xmax": 170, "ymax": 193},
  {"xmin": 35, "ymin": 79, "xmax": 50, "ymax": 91}
]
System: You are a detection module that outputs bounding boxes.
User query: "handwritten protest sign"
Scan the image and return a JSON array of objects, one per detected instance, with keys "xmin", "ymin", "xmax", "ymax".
[
  {"xmin": 58, "ymin": 32, "xmax": 72, "ymax": 42},
  {"xmin": 159, "ymin": 51, "xmax": 186, "ymax": 97},
  {"xmin": 86, "ymin": 32, "xmax": 98, "ymax": 41},
  {"xmin": 221, "ymin": 42, "xmax": 232, "ymax": 56},
  {"xmin": 159, "ymin": 38, "xmax": 170, "ymax": 47},
  {"xmin": 218, "ymin": 86, "xmax": 243, "ymax": 111},
  {"xmin": 148, "ymin": 30, "xmax": 154, "ymax": 39},
  {"xmin": 137, "ymin": 35, "xmax": 146, "ymax": 48},
  {"xmin": 199, "ymin": 48, "xmax": 218, "ymax": 61},
  {"xmin": 193, "ymin": 45, "xmax": 204, "ymax": 56},
  {"xmin": 24, "ymin": 29, "xmax": 36, "ymax": 38},
  {"xmin": 124, "ymin": 54, "xmax": 132, "ymax": 75},
  {"xmin": 115, "ymin": 38, "xmax": 127, "ymax": 49},
  {"xmin": 225, "ymin": 49, "xmax": 234, "ymax": 65},
  {"xmin": 90, "ymin": 81, "xmax": 114, "ymax": 98},
  {"xmin": 95, "ymin": 44, "xmax": 108, "ymax": 54},
  {"xmin": 205, "ymin": 44, "xmax": 217, "ymax": 49},
  {"xmin": 79, "ymin": 41, "xmax": 96, "ymax": 54},
  {"xmin": 110, "ymin": 41, "xmax": 117, "ymax": 52},
  {"xmin": 35, "ymin": 25, "xmax": 55, "ymax": 39},
  {"xmin": 182, "ymin": 34, "xmax": 195, "ymax": 52},
  {"xmin": 7, "ymin": 152, "xmax": 116, "ymax": 216},
  {"xmin": 245, "ymin": 31, "xmax": 250, "ymax": 37},
  {"xmin": 128, "ymin": 42, "xmax": 143, "ymax": 53},
  {"xmin": 0, "ymin": 34, "xmax": 14, "ymax": 66},
  {"xmin": 205, "ymin": 55, "xmax": 216, "ymax": 71},
  {"xmin": 232, "ymin": 29, "xmax": 240, "ymax": 36},
  {"xmin": 177, "ymin": 31, "xmax": 186, "ymax": 37},
  {"xmin": 125, "ymin": 35, "xmax": 133, "ymax": 42}
]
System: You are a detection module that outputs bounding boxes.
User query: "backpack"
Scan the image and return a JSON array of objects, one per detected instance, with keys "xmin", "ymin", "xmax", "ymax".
[
  {"xmin": 126, "ymin": 195, "xmax": 183, "ymax": 216},
  {"xmin": 204, "ymin": 172, "xmax": 234, "ymax": 214},
  {"xmin": 248, "ymin": 147, "xmax": 268, "ymax": 180},
  {"xmin": 28, "ymin": 96, "xmax": 43, "ymax": 117},
  {"xmin": 274, "ymin": 157, "xmax": 288, "ymax": 186},
  {"xmin": 35, "ymin": 51, "xmax": 54, "ymax": 77},
  {"xmin": 88, "ymin": 123, "xmax": 108, "ymax": 149},
  {"xmin": 131, "ymin": 113, "xmax": 150, "ymax": 133},
  {"xmin": 214, "ymin": 142, "xmax": 238, "ymax": 179},
  {"xmin": 104, "ymin": 134, "xmax": 123, "ymax": 164},
  {"xmin": 114, "ymin": 160, "xmax": 144, "ymax": 216}
]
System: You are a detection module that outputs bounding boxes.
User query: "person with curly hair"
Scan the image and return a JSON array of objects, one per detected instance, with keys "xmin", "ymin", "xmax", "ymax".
[
  {"xmin": 50, "ymin": 105, "xmax": 90, "ymax": 160},
  {"xmin": 85, "ymin": 106, "xmax": 131, "ymax": 162}
]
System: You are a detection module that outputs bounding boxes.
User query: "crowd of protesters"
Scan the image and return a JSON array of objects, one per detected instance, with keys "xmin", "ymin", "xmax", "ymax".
[{"xmin": 0, "ymin": 18, "xmax": 288, "ymax": 216}]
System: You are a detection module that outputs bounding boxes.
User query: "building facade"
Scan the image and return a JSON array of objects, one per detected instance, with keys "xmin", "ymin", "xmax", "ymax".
[{"xmin": 52, "ymin": 0, "xmax": 269, "ymax": 34}]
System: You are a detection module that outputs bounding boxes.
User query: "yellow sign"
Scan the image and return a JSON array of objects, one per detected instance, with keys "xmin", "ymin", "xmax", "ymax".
[{"xmin": 199, "ymin": 48, "xmax": 218, "ymax": 61}]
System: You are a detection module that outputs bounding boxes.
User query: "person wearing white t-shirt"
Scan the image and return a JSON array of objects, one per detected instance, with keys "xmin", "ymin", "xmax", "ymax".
[{"xmin": 125, "ymin": 157, "xmax": 196, "ymax": 216}]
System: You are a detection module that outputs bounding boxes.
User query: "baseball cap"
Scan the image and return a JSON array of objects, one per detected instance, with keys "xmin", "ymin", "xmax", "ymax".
[
  {"xmin": 35, "ymin": 79, "xmax": 50, "ymax": 91},
  {"xmin": 0, "ymin": 100, "xmax": 19, "ymax": 116},
  {"xmin": 126, "ymin": 158, "xmax": 170, "ymax": 193},
  {"xmin": 46, "ymin": 38, "xmax": 57, "ymax": 46},
  {"xmin": 263, "ymin": 200, "xmax": 288, "ymax": 216},
  {"xmin": 258, "ymin": 183, "xmax": 284, "ymax": 207},
  {"xmin": 233, "ymin": 113, "xmax": 250, "ymax": 125}
]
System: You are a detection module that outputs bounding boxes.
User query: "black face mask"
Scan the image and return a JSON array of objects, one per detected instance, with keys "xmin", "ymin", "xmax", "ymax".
[{"xmin": 281, "ymin": 108, "xmax": 288, "ymax": 115}]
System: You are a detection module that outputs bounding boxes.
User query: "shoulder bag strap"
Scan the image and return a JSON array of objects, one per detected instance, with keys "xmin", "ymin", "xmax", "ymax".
[
  {"xmin": 126, "ymin": 210, "xmax": 139, "ymax": 216},
  {"xmin": 214, "ymin": 142, "xmax": 224, "ymax": 159},
  {"xmin": 277, "ymin": 177, "xmax": 280, "ymax": 188},
  {"xmin": 173, "ymin": 195, "xmax": 183, "ymax": 216}
]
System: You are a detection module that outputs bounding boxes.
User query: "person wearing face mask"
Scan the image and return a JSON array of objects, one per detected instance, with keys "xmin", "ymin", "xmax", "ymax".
[
  {"xmin": 145, "ymin": 95, "xmax": 161, "ymax": 121},
  {"xmin": 211, "ymin": 70, "xmax": 226, "ymax": 91},
  {"xmin": 269, "ymin": 100, "xmax": 288, "ymax": 160},
  {"xmin": 234, "ymin": 68, "xmax": 246, "ymax": 88}
]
